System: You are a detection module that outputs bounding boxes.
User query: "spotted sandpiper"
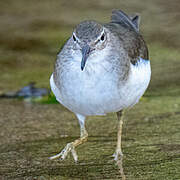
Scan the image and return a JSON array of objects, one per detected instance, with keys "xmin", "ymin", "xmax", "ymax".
[{"xmin": 49, "ymin": 10, "xmax": 151, "ymax": 162}]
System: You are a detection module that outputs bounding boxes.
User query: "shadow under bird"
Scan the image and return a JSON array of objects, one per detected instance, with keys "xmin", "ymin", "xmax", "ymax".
[{"xmin": 50, "ymin": 10, "xmax": 151, "ymax": 162}]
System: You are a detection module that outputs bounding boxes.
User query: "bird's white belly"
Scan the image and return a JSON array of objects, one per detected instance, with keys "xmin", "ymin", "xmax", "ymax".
[{"xmin": 50, "ymin": 58, "xmax": 151, "ymax": 116}]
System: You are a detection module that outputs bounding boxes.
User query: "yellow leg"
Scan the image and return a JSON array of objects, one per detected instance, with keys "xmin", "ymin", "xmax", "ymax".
[
  {"xmin": 49, "ymin": 114, "xmax": 88, "ymax": 162},
  {"xmin": 113, "ymin": 110, "xmax": 124, "ymax": 161},
  {"xmin": 113, "ymin": 110, "xmax": 126, "ymax": 180}
]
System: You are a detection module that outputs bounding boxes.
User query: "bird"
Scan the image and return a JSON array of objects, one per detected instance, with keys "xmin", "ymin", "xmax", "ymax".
[{"xmin": 49, "ymin": 9, "xmax": 151, "ymax": 162}]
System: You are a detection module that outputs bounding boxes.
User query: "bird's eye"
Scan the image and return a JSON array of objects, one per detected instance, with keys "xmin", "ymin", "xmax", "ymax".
[
  {"xmin": 100, "ymin": 33, "xmax": 105, "ymax": 41},
  {"xmin": 73, "ymin": 35, "xmax": 76, "ymax": 42}
]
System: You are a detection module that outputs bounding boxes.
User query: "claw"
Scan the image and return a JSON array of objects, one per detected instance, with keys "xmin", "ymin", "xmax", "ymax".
[{"xmin": 49, "ymin": 142, "xmax": 78, "ymax": 162}]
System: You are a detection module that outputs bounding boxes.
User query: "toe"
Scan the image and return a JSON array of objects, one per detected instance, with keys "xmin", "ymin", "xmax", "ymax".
[
  {"xmin": 71, "ymin": 147, "xmax": 78, "ymax": 162},
  {"xmin": 49, "ymin": 142, "xmax": 73, "ymax": 160}
]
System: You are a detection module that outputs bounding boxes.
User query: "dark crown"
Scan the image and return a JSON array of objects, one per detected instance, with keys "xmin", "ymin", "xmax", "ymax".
[{"xmin": 74, "ymin": 21, "xmax": 103, "ymax": 43}]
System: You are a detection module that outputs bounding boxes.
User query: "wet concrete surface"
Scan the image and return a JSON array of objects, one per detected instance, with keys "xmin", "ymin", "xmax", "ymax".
[{"xmin": 0, "ymin": 97, "xmax": 180, "ymax": 179}]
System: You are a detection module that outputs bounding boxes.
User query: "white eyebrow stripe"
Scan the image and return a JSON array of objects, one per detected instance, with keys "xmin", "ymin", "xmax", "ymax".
[
  {"xmin": 73, "ymin": 32, "xmax": 81, "ymax": 42},
  {"xmin": 96, "ymin": 28, "xmax": 105, "ymax": 40}
]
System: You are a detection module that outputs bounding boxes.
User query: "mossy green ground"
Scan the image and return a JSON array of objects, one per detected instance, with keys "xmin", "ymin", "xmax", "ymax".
[{"xmin": 0, "ymin": 0, "xmax": 180, "ymax": 179}]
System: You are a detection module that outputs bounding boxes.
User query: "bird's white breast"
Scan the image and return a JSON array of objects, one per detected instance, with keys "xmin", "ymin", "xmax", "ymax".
[{"xmin": 50, "ymin": 57, "xmax": 151, "ymax": 116}]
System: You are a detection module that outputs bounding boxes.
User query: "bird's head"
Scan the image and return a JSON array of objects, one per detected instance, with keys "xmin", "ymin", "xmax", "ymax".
[{"xmin": 72, "ymin": 21, "xmax": 108, "ymax": 71}]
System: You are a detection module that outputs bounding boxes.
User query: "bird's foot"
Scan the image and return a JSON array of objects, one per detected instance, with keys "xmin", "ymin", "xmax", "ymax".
[
  {"xmin": 49, "ymin": 142, "xmax": 78, "ymax": 162},
  {"xmin": 113, "ymin": 149, "xmax": 126, "ymax": 180},
  {"xmin": 49, "ymin": 128, "xmax": 88, "ymax": 162},
  {"xmin": 113, "ymin": 149, "xmax": 123, "ymax": 161}
]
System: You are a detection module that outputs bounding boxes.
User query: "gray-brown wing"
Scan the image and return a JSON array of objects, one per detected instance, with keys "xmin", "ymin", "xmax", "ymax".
[{"xmin": 108, "ymin": 10, "xmax": 149, "ymax": 64}]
